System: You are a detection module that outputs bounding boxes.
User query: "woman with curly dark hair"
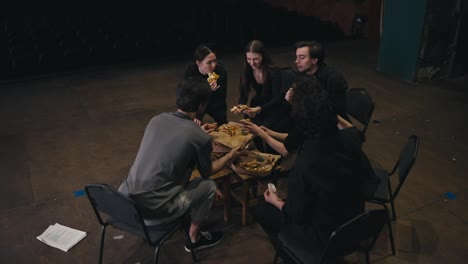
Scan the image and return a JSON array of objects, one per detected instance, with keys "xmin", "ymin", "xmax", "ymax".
[
  {"xmin": 238, "ymin": 40, "xmax": 291, "ymax": 133},
  {"xmin": 243, "ymin": 76, "xmax": 368, "ymax": 259}
]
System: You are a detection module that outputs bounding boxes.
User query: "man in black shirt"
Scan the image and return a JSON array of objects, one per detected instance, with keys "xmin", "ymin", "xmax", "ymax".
[{"xmin": 294, "ymin": 41, "xmax": 349, "ymax": 119}]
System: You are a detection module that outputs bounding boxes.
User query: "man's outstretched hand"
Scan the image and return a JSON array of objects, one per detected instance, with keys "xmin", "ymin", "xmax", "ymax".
[{"xmin": 201, "ymin": 122, "xmax": 218, "ymax": 133}]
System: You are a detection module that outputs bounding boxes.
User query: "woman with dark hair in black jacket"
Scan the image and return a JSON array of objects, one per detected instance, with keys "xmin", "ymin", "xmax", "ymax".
[
  {"xmin": 238, "ymin": 40, "xmax": 290, "ymax": 133},
  {"xmin": 184, "ymin": 44, "xmax": 227, "ymax": 125},
  {"xmin": 243, "ymin": 76, "xmax": 368, "ymax": 259}
]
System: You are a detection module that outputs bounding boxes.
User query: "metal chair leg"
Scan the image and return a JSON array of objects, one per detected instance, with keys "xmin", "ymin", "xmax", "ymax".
[
  {"xmin": 183, "ymin": 228, "xmax": 197, "ymax": 262},
  {"xmin": 390, "ymin": 199, "xmax": 397, "ymax": 221},
  {"xmin": 99, "ymin": 225, "xmax": 107, "ymax": 264},
  {"xmin": 384, "ymin": 205, "xmax": 396, "ymax": 255},
  {"xmin": 273, "ymin": 252, "xmax": 278, "ymax": 264},
  {"xmin": 387, "ymin": 179, "xmax": 397, "ymax": 221},
  {"xmin": 153, "ymin": 246, "xmax": 161, "ymax": 264},
  {"xmin": 189, "ymin": 241, "xmax": 197, "ymax": 262}
]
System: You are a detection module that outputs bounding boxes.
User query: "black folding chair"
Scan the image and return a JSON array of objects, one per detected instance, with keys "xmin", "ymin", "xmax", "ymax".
[
  {"xmin": 346, "ymin": 88, "xmax": 375, "ymax": 141},
  {"xmin": 276, "ymin": 209, "xmax": 388, "ymax": 264},
  {"xmin": 85, "ymin": 184, "xmax": 196, "ymax": 264},
  {"xmin": 366, "ymin": 135, "xmax": 419, "ymax": 255}
]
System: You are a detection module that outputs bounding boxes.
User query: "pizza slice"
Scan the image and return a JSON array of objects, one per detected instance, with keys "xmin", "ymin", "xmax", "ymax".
[
  {"xmin": 230, "ymin": 104, "xmax": 249, "ymax": 114},
  {"xmin": 218, "ymin": 124, "xmax": 237, "ymax": 137},
  {"xmin": 207, "ymin": 72, "xmax": 220, "ymax": 84}
]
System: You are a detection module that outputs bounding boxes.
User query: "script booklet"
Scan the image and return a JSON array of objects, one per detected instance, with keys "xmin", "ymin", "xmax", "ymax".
[{"xmin": 36, "ymin": 223, "xmax": 87, "ymax": 252}]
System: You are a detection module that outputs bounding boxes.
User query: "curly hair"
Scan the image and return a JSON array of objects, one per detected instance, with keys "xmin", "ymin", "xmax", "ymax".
[{"xmin": 290, "ymin": 76, "xmax": 338, "ymax": 135}]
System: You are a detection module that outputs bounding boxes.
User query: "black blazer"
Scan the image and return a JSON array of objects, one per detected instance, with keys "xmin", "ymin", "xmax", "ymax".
[
  {"xmin": 184, "ymin": 63, "xmax": 227, "ymax": 112},
  {"xmin": 282, "ymin": 127, "xmax": 366, "ymax": 242}
]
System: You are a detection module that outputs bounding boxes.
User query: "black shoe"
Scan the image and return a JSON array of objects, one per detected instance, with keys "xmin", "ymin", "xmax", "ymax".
[{"xmin": 185, "ymin": 231, "xmax": 223, "ymax": 252}]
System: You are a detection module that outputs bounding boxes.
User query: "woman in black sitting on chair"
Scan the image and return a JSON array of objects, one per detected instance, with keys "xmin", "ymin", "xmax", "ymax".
[{"xmin": 243, "ymin": 76, "xmax": 368, "ymax": 260}]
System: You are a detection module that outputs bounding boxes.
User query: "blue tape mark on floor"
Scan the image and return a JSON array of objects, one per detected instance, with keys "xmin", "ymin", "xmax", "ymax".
[
  {"xmin": 443, "ymin": 192, "xmax": 457, "ymax": 200},
  {"xmin": 74, "ymin": 189, "xmax": 86, "ymax": 197}
]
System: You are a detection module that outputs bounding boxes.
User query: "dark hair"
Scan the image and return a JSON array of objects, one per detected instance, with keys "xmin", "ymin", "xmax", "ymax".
[
  {"xmin": 176, "ymin": 77, "xmax": 211, "ymax": 112},
  {"xmin": 290, "ymin": 76, "xmax": 337, "ymax": 135},
  {"xmin": 295, "ymin": 41, "xmax": 325, "ymax": 65},
  {"xmin": 239, "ymin": 40, "xmax": 274, "ymax": 97},
  {"xmin": 245, "ymin": 40, "xmax": 273, "ymax": 65},
  {"xmin": 193, "ymin": 44, "xmax": 215, "ymax": 62}
]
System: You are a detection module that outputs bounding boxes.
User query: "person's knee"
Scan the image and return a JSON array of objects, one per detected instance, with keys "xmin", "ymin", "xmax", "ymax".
[
  {"xmin": 207, "ymin": 179, "xmax": 216, "ymax": 195},
  {"xmin": 199, "ymin": 179, "xmax": 216, "ymax": 198}
]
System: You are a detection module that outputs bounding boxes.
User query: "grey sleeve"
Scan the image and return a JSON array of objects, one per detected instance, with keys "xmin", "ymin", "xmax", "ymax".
[{"xmin": 197, "ymin": 139, "xmax": 213, "ymax": 178}]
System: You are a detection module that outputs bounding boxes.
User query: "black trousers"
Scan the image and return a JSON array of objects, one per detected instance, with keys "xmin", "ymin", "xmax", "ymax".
[
  {"xmin": 250, "ymin": 203, "xmax": 298, "ymax": 263},
  {"xmin": 250, "ymin": 203, "xmax": 284, "ymax": 247},
  {"xmin": 250, "ymin": 202, "xmax": 325, "ymax": 264}
]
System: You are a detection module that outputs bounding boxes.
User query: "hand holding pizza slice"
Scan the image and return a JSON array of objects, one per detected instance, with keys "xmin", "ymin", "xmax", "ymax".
[
  {"xmin": 207, "ymin": 72, "xmax": 219, "ymax": 84},
  {"xmin": 230, "ymin": 104, "xmax": 249, "ymax": 114}
]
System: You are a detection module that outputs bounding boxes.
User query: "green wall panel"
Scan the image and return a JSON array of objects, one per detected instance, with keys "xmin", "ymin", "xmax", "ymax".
[{"xmin": 377, "ymin": 0, "xmax": 428, "ymax": 81}]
